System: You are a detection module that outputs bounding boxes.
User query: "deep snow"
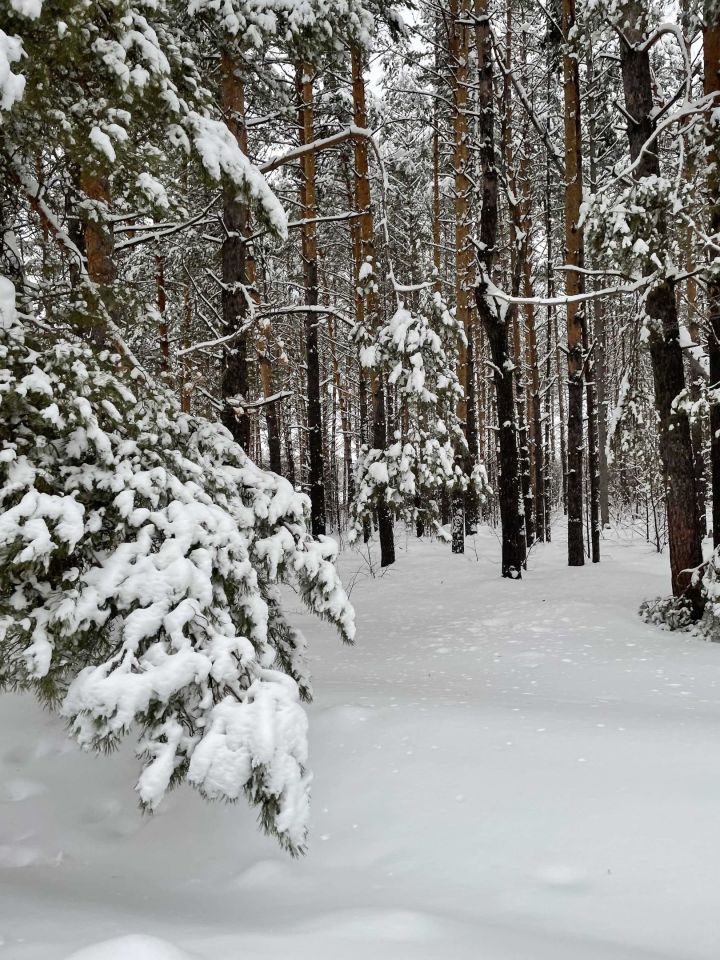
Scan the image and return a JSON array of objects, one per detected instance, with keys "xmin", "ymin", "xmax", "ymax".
[{"xmin": 2, "ymin": 523, "xmax": 720, "ymax": 959}]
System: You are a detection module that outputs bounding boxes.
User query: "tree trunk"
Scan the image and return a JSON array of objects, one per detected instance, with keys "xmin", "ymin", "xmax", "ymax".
[
  {"xmin": 593, "ymin": 296, "xmax": 611, "ymax": 527},
  {"xmin": 284, "ymin": 401, "xmax": 297, "ymax": 488},
  {"xmin": 449, "ymin": 0, "xmax": 473, "ymax": 552},
  {"xmin": 583, "ymin": 312, "xmax": 601, "ymax": 562},
  {"xmin": 80, "ymin": 169, "xmax": 114, "ymax": 348},
  {"xmin": 544, "ymin": 310, "xmax": 554, "ymax": 541},
  {"xmin": 328, "ymin": 314, "xmax": 353, "ymax": 517},
  {"xmin": 524, "ymin": 262, "xmax": 546, "ymax": 542},
  {"xmin": 465, "ymin": 329, "xmax": 480, "ymax": 535},
  {"xmin": 219, "ymin": 51, "xmax": 251, "ymax": 452},
  {"xmin": 351, "ymin": 45, "xmax": 394, "ymax": 565},
  {"xmin": 296, "ymin": 62, "xmax": 326, "ymax": 536},
  {"xmin": 513, "ymin": 304, "xmax": 533, "ymax": 552},
  {"xmin": 619, "ymin": 3, "xmax": 703, "ymax": 608},
  {"xmin": 254, "ymin": 260, "xmax": 282, "ymax": 475},
  {"xmin": 473, "ymin": 0, "xmax": 525, "ymax": 578},
  {"xmin": 543, "ymin": 113, "xmax": 558, "ymax": 536},
  {"xmin": 257, "ymin": 326, "xmax": 283, "ymax": 475},
  {"xmin": 704, "ymin": 13, "xmax": 720, "ymax": 548},
  {"xmin": 586, "ymin": 46, "xmax": 611, "ymax": 529},
  {"xmin": 562, "ymin": 0, "xmax": 585, "ymax": 566},
  {"xmin": 156, "ymin": 255, "xmax": 169, "ymax": 374},
  {"xmin": 181, "ymin": 282, "xmax": 192, "ymax": 413},
  {"xmin": 432, "ymin": 54, "xmax": 443, "ymax": 294}
]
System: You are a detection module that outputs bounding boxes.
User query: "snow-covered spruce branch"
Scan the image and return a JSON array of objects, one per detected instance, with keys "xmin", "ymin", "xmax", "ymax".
[
  {"xmin": 256, "ymin": 305, "xmax": 354, "ymax": 327},
  {"xmin": 176, "ymin": 317, "xmax": 257, "ymax": 356},
  {"xmin": 590, "ymin": 94, "xmax": 717, "ymax": 198},
  {"xmin": 0, "ymin": 289, "xmax": 355, "ymax": 855},
  {"xmin": 235, "ymin": 210, "xmax": 364, "ymax": 246},
  {"xmin": 260, "ymin": 125, "xmax": 374, "ymax": 175},
  {"xmin": 114, "ymin": 201, "xmax": 218, "ymax": 252},
  {"xmin": 485, "ymin": 274, "xmax": 656, "ymax": 309},
  {"xmin": 489, "ymin": 29, "xmax": 564, "ymax": 177},
  {"xmin": 227, "ymin": 390, "xmax": 294, "ymax": 410},
  {"xmin": 9, "ymin": 159, "xmax": 159, "ymax": 391}
]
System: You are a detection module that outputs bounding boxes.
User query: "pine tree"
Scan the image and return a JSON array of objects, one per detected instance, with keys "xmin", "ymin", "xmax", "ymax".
[
  {"xmin": 0, "ymin": 280, "xmax": 354, "ymax": 854},
  {"xmin": 350, "ymin": 288, "xmax": 488, "ymax": 542}
]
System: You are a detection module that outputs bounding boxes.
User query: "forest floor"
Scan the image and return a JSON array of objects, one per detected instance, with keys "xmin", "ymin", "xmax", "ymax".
[{"xmin": 2, "ymin": 521, "xmax": 720, "ymax": 960}]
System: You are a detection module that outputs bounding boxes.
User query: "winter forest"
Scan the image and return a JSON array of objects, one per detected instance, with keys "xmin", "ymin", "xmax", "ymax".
[{"xmin": 3, "ymin": 0, "xmax": 720, "ymax": 956}]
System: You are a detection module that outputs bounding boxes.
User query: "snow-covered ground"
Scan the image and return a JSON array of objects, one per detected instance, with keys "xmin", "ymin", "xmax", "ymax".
[{"xmin": 2, "ymin": 523, "xmax": 720, "ymax": 960}]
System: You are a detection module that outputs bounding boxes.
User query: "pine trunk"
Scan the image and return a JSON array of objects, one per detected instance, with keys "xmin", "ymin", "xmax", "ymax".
[
  {"xmin": 254, "ymin": 261, "xmax": 282, "ymax": 476},
  {"xmin": 351, "ymin": 45, "xmax": 394, "ymax": 565},
  {"xmin": 524, "ymin": 263, "xmax": 546, "ymax": 542},
  {"xmin": 583, "ymin": 313, "xmax": 601, "ymax": 562},
  {"xmin": 474, "ymin": 0, "xmax": 525, "ymax": 578},
  {"xmin": 181, "ymin": 283, "xmax": 192, "ymax": 413},
  {"xmin": 80, "ymin": 169, "xmax": 114, "ymax": 348},
  {"xmin": 619, "ymin": 4, "xmax": 703, "ymax": 608},
  {"xmin": 562, "ymin": 0, "xmax": 585, "ymax": 566},
  {"xmin": 586, "ymin": 48, "xmax": 611, "ymax": 529},
  {"xmin": 432, "ymin": 59, "xmax": 443, "ymax": 293},
  {"xmin": 156, "ymin": 255, "xmax": 169, "ymax": 374},
  {"xmin": 296, "ymin": 62, "xmax": 326, "ymax": 536},
  {"xmin": 219, "ymin": 51, "xmax": 251, "ymax": 452},
  {"xmin": 704, "ymin": 15, "xmax": 720, "ymax": 548},
  {"xmin": 450, "ymin": 0, "xmax": 473, "ymax": 553}
]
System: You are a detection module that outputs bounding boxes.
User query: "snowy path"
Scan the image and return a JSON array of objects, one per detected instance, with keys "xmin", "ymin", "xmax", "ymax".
[{"xmin": 2, "ymin": 526, "xmax": 720, "ymax": 959}]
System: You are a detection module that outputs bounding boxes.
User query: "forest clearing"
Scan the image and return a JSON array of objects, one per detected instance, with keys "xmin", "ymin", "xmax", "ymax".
[{"xmin": 4, "ymin": 526, "xmax": 720, "ymax": 960}]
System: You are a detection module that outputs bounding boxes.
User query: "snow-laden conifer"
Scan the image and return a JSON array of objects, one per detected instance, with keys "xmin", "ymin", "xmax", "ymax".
[
  {"xmin": 350, "ymin": 289, "xmax": 488, "ymax": 541},
  {"xmin": 0, "ymin": 280, "xmax": 353, "ymax": 854}
]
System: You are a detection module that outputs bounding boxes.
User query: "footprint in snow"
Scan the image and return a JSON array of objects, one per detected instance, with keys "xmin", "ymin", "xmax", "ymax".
[
  {"xmin": 0, "ymin": 843, "xmax": 48, "ymax": 868},
  {"xmin": 81, "ymin": 798, "xmax": 122, "ymax": 825},
  {"xmin": 2, "ymin": 778, "xmax": 46, "ymax": 802},
  {"xmin": 534, "ymin": 864, "xmax": 591, "ymax": 890}
]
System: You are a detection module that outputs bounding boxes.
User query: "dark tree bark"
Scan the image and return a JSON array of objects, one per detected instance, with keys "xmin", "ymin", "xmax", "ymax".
[
  {"xmin": 80, "ymin": 169, "xmax": 115, "ymax": 349},
  {"xmin": 283, "ymin": 401, "xmax": 297, "ymax": 488},
  {"xmin": 373, "ymin": 372, "xmax": 395, "ymax": 566},
  {"xmin": 513, "ymin": 307, "xmax": 533, "ymax": 553},
  {"xmin": 258, "ymin": 337, "xmax": 282, "ymax": 475},
  {"xmin": 296, "ymin": 62, "xmax": 326, "ymax": 536},
  {"xmin": 593, "ymin": 297, "xmax": 611, "ymax": 528},
  {"xmin": 473, "ymin": 0, "xmax": 525, "ymax": 577},
  {"xmin": 219, "ymin": 50, "xmax": 251, "ymax": 452},
  {"xmin": 562, "ymin": 0, "xmax": 585, "ymax": 566},
  {"xmin": 449, "ymin": 0, "xmax": 473, "ymax": 553},
  {"xmin": 704, "ymin": 11, "xmax": 720, "ymax": 548},
  {"xmin": 432, "ymin": 60, "xmax": 443, "ymax": 293},
  {"xmin": 351, "ymin": 45, "xmax": 394, "ymax": 564},
  {"xmin": 465, "ymin": 330, "xmax": 480, "ymax": 535},
  {"xmin": 255, "ymin": 260, "xmax": 282, "ymax": 475},
  {"xmin": 543, "ymin": 116, "xmax": 558, "ymax": 538},
  {"xmin": 156, "ymin": 255, "xmax": 169, "ymax": 374},
  {"xmin": 181, "ymin": 282, "xmax": 192, "ymax": 413},
  {"xmin": 586, "ymin": 46, "xmax": 611, "ymax": 529},
  {"xmin": 524, "ymin": 263, "xmax": 546, "ymax": 542},
  {"xmin": 543, "ymin": 311, "xmax": 554, "ymax": 542},
  {"xmin": 619, "ymin": 3, "xmax": 703, "ymax": 608},
  {"xmin": 583, "ymin": 315, "xmax": 601, "ymax": 562}
]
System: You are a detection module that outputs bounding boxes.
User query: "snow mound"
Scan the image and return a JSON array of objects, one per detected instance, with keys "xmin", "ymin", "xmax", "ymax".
[{"xmin": 65, "ymin": 934, "xmax": 193, "ymax": 960}]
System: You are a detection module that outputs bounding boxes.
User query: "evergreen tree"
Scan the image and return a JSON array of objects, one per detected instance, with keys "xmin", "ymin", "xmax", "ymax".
[
  {"xmin": 350, "ymin": 289, "xmax": 488, "ymax": 541},
  {"xmin": 0, "ymin": 279, "xmax": 353, "ymax": 854}
]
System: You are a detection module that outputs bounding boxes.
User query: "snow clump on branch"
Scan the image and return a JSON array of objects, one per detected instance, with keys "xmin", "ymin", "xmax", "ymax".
[{"xmin": 0, "ymin": 283, "xmax": 354, "ymax": 854}]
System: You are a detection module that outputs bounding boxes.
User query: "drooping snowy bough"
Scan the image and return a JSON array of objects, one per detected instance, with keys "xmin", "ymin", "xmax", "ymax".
[{"xmin": 0, "ymin": 281, "xmax": 354, "ymax": 854}]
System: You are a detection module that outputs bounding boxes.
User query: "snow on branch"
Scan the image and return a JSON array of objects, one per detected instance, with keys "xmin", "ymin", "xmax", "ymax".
[
  {"xmin": 261, "ymin": 125, "xmax": 374, "ymax": 175},
  {"xmin": 0, "ymin": 295, "xmax": 355, "ymax": 854}
]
